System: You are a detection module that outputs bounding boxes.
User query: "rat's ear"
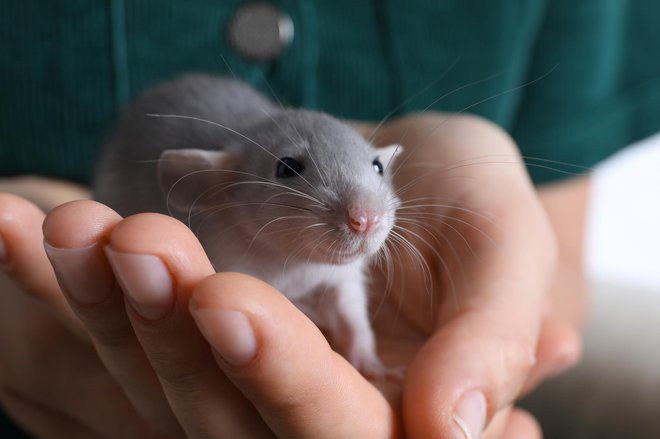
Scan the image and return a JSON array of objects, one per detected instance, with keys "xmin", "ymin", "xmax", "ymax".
[
  {"xmin": 158, "ymin": 148, "xmax": 236, "ymax": 212},
  {"xmin": 376, "ymin": 144, "xmax": 403, "ymax": 170}
]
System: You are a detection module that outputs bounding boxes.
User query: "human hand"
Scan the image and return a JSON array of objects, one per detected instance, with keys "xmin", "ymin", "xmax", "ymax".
[
  {"xmin": 42, "ymin": 113, "xmax": 578, "ymax": 438},
  {"xmin": 1, "ymin": 192, "xmax": 398, "ymax": 438},
  {"xmin": 0, "ymin": 110, "xmax": 582, "ymax": 439},
  {"xmin": 358, "ymin": 113, "xmax": 583, "ymax": 438},
  {"xmin": 40, "ymin": 200, "xmax": 399, "ymax": 438},
  {"xmin": 0, "ymin": 193, "xmax": 165, "ymax": 439}
]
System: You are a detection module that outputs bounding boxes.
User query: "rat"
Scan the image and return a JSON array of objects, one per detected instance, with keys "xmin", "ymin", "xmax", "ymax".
[{"xmin": 94, "ymin": 74, "xmax": 403, "ymax": 380}]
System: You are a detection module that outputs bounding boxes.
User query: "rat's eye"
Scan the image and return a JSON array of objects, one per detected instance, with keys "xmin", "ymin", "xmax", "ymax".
[
  {"xmin": 276, "ymin": 157, "xmax": 304, "ymax": 178},
  {"xmin": 372, "ymin": 158, "xmax": 384, "ymax": 176}
]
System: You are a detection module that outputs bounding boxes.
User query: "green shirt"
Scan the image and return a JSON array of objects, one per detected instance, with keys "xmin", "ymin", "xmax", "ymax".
[{"xmin": 2, "ymin": 0, "xmax": 660, "ymax": 184}]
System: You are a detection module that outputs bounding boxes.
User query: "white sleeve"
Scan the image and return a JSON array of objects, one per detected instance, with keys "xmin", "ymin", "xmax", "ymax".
[{"xmin": 584, "ymin": 131, "xmax": 660, "ymax": 293}]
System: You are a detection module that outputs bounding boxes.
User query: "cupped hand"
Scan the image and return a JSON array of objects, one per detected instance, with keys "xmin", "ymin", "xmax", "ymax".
[
  {"xmin": 2, "ymin": 192, "xmax": 398, "ymax": 438},
  {"xmin": 182, "ymin": 113, "xmax": 582, "ymax": 438},
  {"xmin": 41, "ymin": 201, "xmax": 398, "ymax": 438},
  {"xmin": 361, "ymin": 113, "xmax": 582, "ymax": 438},
  {"xmin": 0, "ymin": 112, "xmax": 582, "ymax": 439}
]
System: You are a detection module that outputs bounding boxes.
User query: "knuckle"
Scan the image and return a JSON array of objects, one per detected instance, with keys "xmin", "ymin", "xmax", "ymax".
[
  {"xmin": 90, "ymin": 323, "xmax": 137, "ymax": 349},
  {"xmin": 80, "ymin": 310, "xmax": 137, "ymax": 349},
  {"xmin": 147, "ymin": 350, "xmax": 212, "ymax": 395}
]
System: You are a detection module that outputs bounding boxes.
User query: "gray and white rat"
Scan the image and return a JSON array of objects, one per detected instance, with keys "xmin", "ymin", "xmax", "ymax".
[{"xmin": 94, "ymin": 74, "xmax": 403, "ymax": 380}]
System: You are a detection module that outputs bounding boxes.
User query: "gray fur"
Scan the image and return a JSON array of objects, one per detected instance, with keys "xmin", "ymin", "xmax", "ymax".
[
  {"xmin": 94, "ymin": 74, "xmax": 403, "ymax": 380},
  {"xmin": 94, "ymin": 74, "xmax": 278, "ymax": 214}
]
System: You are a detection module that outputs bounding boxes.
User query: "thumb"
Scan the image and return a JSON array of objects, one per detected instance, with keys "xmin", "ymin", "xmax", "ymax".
[
  {"xmin": 403, "ymin": 309, "xmax": 537, "ymax": 439},
  {"xmin": 190, "ymin": 272, "xmax": 400, "ymax": 439}
]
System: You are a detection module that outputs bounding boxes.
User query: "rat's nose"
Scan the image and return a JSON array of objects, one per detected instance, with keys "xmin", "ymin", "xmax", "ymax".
[{"xmin": 348, "ymin": 205, "xmax": 380, "ymax": 233}]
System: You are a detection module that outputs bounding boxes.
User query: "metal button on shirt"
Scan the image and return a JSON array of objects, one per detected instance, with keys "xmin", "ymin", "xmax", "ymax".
[{"xmin": 227, "ymin": 2, "xmax": 294, "ymax": 62}]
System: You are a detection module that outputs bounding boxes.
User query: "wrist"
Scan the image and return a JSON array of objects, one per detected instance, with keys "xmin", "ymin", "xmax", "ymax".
[{"xmin": 538, "ymin": 175, "xmax": 591, "ymax": 329}]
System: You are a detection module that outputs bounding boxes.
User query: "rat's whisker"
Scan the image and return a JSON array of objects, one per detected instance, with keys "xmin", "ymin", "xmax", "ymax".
[
  {"xmin": 196, "ymin": 179, "xmax": 326, "ymax": 208},
  {"xmin": 246, "ymin": 215, "xmax": 312, "ymax": 253},
  {"xmin": 389, "ymin": 229, "xmax": 434, "ymax": 294},
  {"xmin": 397, "ymin": 199, "xmax": 499, "ymax": 224},
  {"xmin": 367, "ymin": 56, "xmax": 463, "ymax": 144},
  {"xmin": 386, "ymin": 65, "xmax": 559, "ymax": 182},
  {"xmin": 302, "ymin": 222, "xmax": 330, "ymax": 232},
  {"xmin": 147, "ymin": 113, "xmax": 317, "ymax": 190},
  {"xmin": 159, "ymin": 167, "xmax": 281, "ymax": 223},
  {"xmin": 394, "ymin": 217, "xmax": 473, "ymax": 297},
  {"xmin": 263, "ymin": 191, "xmax": 330, "ymax": 211}
]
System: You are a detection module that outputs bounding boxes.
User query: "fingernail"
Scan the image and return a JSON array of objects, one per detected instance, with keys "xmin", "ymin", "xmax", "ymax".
[
  {"xmin": 44, "ymin": 241, "xmax": 114, "ymax": 304},
  {"xmin": 191, "ymin": 308, "xmax": 257, "ymax": 366},
  {"xmin": 105, "ymin": 247, "xmax": 173, "ymax": 320},
  {"xmin": 452, "ymin": 389, "xmax": 487, "ymax": 439}
]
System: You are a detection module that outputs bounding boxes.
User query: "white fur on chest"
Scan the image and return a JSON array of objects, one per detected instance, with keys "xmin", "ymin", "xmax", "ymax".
[
  {"xmin": 202, "ymin": 234, "xmax": 392, "ymax": 378},
  {"xmin": 224, "ymin": 257, "xmax": 367, "ymax": 302}
]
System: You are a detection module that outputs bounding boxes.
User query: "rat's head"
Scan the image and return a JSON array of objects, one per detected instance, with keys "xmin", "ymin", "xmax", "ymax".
[{"xmin": 158, "ymin": 109, "xmax": 402, "ymax": 264}]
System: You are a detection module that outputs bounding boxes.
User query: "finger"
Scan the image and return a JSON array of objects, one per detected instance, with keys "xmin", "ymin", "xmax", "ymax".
[
  {"xmin": 521, "ymin": 317, "xmax": 582, "ymax": 396},
  {"xmin": 2, "ymin": 376, "xmax": 163, "ymax": 439},
  {"xmin": 453, "ymin": 405, "xmax": 542, "ymax": 439},
  {"xmin": 103, "ymin": 213, "xmax": 274, "ymax": 438},
  {"xmin": 0, "ymin": 388, "xmax": 164, "ymax": 439},
  {"xmin": 190, "ymin": 272, "xmax": 400, "ymax": 439},
  {"xmin": 42, "ymin": 201, "xmax": 183, "ymax": 437},
  {"xmin": 496, "ymin": 408, "xmax": 542, "ymax": 439},
  {"xmin": 0, "ymin": 390, "xmax": 102, "ymax": 439},
  {"xmin": 403, "ymin": 199, "xmax": 556, "ymax": 439},
  {"xmin": 0, "ymin": 193, "xmax": 84, "ymax": 337},
  {"xmin": 449, "ymin": 405, "xmax": 542, "ymax": 439},
  {"xmin": 481, "ymin": 407, "xmax": 510, "ymax": 439},
  {"xmin": 0, "ymin": 200, "xmax": 157, "ymax": 439}
]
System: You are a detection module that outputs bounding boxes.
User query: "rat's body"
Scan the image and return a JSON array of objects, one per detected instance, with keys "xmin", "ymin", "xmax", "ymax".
[{"xmin": 94, "ymin": 74, "xmax": 402, "ymax": 379}]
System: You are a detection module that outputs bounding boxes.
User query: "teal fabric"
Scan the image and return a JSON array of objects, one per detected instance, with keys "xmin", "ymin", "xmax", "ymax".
[{"xmin": 2, "ymin": 0, "xmax": 660, "ymax": 184}]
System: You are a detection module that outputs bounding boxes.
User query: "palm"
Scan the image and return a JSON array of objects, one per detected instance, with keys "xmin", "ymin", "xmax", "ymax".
[{"xmin": 355, "ymin": 114, "xmax": 554, "ymax": 439}]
